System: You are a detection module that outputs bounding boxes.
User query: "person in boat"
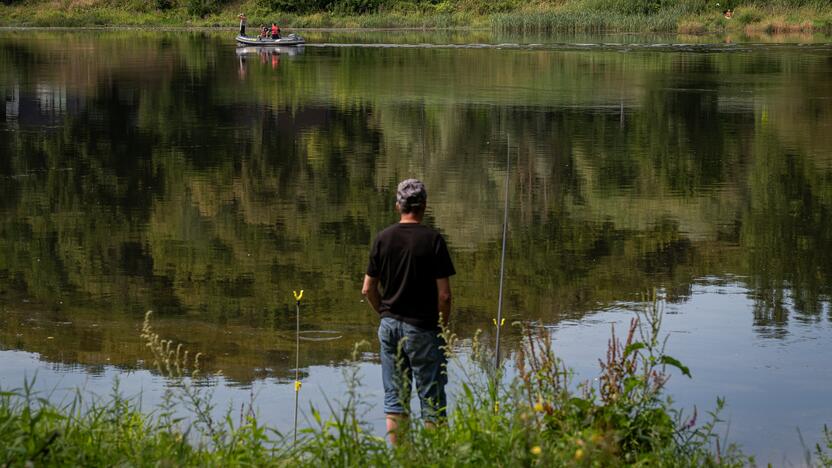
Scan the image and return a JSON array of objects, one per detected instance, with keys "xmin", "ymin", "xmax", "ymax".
[
  {"xmin": 260, "ymin": 25, "xmax": 269, "ymax": 39},
  {"xmin": 362, "ymin": 179, "xmax": 455, "ymax": 445},
  {"xmin": 271, "ymin": 23, "xmax": 281, "ymax": 40},
  {"xmin": 238, "ymin": 13, "xmax": 247, "ymax": 36}
]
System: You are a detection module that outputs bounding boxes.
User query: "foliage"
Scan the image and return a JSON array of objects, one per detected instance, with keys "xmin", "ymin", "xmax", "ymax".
[
  {"xmin": 416, "ymin": 295, "xmax": 743, "ymax": 466},
  {"xmin": 256, "ymin": 0, "xmax": 329, "ymax": 14},
  {"xmin": 255, "ymin": 0, "xmax": 387, "ymax": 15},
  {"xmin": 155, "ymin": 0, "xmax": 173, "ymax": 11},
  {"xmin": 187, "ymin": 0, "xmax": 225, "ymax": 17},
  {"xmin": 818, "ymin": 425, "xmax": 832, "ymax": 467},
  {"xmin": 328, "ymin": 0, "xmax": 387, "ymax": 15},
  {"xmin": 1, "ymin": 0, "xmax": 831, "ymax": 30},
  {"xmin": 0, "ymin": 298, "xmax": 751, "ymax": 466}
]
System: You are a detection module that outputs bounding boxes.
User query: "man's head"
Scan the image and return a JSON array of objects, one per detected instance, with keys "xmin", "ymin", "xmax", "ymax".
[{"xmin": 396, "ymin": 179, "xmax": 427, "ymax": 214}]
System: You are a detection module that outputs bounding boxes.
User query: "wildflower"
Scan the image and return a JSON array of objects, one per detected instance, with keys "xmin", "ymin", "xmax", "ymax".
[
  {"xmin": 574, "ymin": 448, "xmax": 584, "ymax": 460},
  {"xmin": 533, "ymin": 401, "xmax": 544, "ymax": 412},
  {"xmin": 531, "ymin": 446, "xmax": 542, "ymax": 455},
  {"xmin": 294, "ymin": 380, "xmax": 302, "ymax": 392},
  {"xmin": 293, "ymin": 289, "xmax": 304, "ymax": 302}
]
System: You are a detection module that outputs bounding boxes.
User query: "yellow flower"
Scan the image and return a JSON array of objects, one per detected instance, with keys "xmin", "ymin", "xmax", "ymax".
[
  {"xmin": 531, "ymin": 446, "xmax": 542, "ymax": 456},
  {"xmin": 574, "ymin": 448, "xmax": 584, "ymax": 460},
  {"xmin": 494, "ymin": 401, "xmax": 500, "ymax": 413},
  {"xmin": 293, "ymin": 290, "xmax": 304, "ymax": 302},
  {"xmin": 533, "ymin": 401, "xmax": 544, "ymax": 412},
  {"xmin": 294, "ymin": 380, "xmax": 302, "ymax": 392}
]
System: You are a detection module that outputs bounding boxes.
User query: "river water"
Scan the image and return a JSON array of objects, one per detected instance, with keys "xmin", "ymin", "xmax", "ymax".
[{"xmin": 1, "ymin": 29, "xmax": 831, "ymax": 463}]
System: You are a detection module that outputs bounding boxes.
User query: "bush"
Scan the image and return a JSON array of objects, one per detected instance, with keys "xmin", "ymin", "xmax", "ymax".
[
  {"xmin": 187, "ymin": 0, "xmax": 221, "ymax": 17},
  {"xmin": 735, "ymin": 9, "xmax": 762, "ymax": 25},
  {"xmin": 156, "ymin": 0, "xmax": 174, "ymax": 11},
  {"xmin": 328, "ymin": 0, "xmax": 386, "ymax": 15},
  {"xmin": 256, "ymin": 0, "xmax": 329, "ymax": 13},
  {"xmin": 588, "ymin": 0, "xmax": 672, "ymax": 16}
]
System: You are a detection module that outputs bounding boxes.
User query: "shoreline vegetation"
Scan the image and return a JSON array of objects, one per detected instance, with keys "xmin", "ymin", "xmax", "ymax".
[
  {"xmin": 1, "ymin": 0, "xmax": 831, "ymax": 36},
  {"xmin": 2, "ymin": 303, "xmax": 830, "ymax": 466}
]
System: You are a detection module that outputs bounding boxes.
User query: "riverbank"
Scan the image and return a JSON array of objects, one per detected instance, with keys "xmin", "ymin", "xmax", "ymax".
[{"xmin": 1, "ymin": 0, "xmax": 831, "ymax": 35}]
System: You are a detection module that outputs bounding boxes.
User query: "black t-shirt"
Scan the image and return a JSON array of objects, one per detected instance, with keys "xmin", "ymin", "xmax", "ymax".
[{"xmin": 366, "ymin": 223, "xmax": 455, "ymax": 330}]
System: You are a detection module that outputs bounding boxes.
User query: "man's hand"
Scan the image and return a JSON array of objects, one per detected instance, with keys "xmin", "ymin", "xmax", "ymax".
[
  {"xmin": 437, "ymin": 277, "xmax": 452, "ymax": 328},
  {"xmin": 362, "ymin": 275, "xmax": 381, "ymax": 313}
]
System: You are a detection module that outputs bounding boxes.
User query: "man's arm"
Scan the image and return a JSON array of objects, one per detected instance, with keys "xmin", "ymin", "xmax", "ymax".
[
  {"xmin": 362, "ymin": 275, "xmax": 381, "ymax": 313},
  {"xmin": 437, "ymin": 277, "xmax": 452, "ymax": 328}
]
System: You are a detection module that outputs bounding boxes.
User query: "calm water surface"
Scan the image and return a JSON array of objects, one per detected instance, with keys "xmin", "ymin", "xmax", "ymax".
[{"xmin": 1, "ymin": 29, "xmax": 831, "ymax": 463}]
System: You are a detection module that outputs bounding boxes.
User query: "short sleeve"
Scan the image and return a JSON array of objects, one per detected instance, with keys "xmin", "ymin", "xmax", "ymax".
[
  {"xmin": 367, "ymin": 237, "xmax": 381, "ymax": 277},
  {"xmin": 433, "ymin": 234, "xmax": 456, "ymax": 278}
]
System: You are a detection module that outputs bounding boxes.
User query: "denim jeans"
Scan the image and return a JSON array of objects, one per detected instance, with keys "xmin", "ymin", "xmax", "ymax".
[{"xmin": 378, "ymin": 317, "xmax": 447, "ymax": 421}]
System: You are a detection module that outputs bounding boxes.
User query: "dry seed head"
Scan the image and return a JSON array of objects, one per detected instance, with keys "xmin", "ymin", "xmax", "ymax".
[
  {"xmin": 193, "ymin": 352, "xmax": 203, "ymax": 377},
  {"xmin": 471, "ymin": 329, "xmax": 483, "ymax": 359}
]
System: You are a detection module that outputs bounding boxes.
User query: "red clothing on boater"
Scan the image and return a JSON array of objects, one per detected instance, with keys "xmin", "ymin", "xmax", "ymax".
[{"xmin": 271, "ymin": 24, "xmax": 279, "ymax": 38}]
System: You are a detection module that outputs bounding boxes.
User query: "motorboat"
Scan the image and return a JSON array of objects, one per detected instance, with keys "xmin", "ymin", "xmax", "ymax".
[{"xmin": 236, "ymin": 33, "xmax": 305, "ymax": 46}]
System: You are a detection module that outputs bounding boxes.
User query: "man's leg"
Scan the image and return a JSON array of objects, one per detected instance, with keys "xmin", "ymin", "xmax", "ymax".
[
  {"xmin": 403, "ymin": 324, "xmax": 448, "ymax": 423},
  {"xmin": 385, "ymin": 413, "xmax": 406, "ymax": 445},
  {"xmin": 378, "ymin": 318, "xmax": 412, "ymax": 444}
]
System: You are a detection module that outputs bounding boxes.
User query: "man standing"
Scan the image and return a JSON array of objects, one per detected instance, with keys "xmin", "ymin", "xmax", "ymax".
[
  {"xmin": 237, "ymin": 13, "xmax": 247, "ymax": 36},
  {"xmin": 362, "ymin": 179, "xmax": 455, "ymax": 444}
]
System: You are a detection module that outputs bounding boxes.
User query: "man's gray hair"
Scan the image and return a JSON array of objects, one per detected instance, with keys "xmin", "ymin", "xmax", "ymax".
[{"xmin": 396, "ymin": 179, "xmax": 427, "ymax": 213}]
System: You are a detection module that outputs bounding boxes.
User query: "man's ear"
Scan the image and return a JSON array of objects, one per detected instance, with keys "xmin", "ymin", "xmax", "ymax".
[{"xmin": 395, "ymin": 202, "xmax": 401, "ymax": 213}]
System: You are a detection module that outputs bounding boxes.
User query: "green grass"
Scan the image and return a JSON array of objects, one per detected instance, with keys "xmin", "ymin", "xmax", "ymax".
[
  {"xmin": 1, "ymin": 0, "xmax": 831, "ymax": 34},
  {"xmin": 818, "ymin": 426, "xmax": 832, "ymax": 467},
  {"xmin": 491, "ymin": 9, "xmax": 681, "ymax": 34},
  {"xmin": 0, "ymin": 302, "xmax": 758, "ymax": 466}
]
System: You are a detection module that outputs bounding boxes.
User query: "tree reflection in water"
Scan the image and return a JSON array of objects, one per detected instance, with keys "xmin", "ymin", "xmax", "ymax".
[{"xmin": 0, "ymin": 31, "xmax": 830, "ymax": 384}]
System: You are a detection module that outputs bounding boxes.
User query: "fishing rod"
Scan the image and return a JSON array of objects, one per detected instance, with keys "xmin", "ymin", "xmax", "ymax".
[{"xmin": 494, "ymin": 135, "xmax": 510, "ymax": 371}]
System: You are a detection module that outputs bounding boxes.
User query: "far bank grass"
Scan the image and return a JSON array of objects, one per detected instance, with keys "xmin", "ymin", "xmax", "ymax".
[
  {"xmin": 0, "ymin": 2, "xmax": 483, "ymax": 29},
  {"xmin": 492, "ymin": 3, "xmax": 832, "ymax": 35},
  {"xmin": 1, "ymin": 1, "xmax": 831, "ymax": 35}
]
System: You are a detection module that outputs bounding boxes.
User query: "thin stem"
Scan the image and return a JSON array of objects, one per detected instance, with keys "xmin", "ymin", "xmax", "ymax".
[{"xmin": 293, "ymin": 300, "xmax": 300, "ymax": 445}]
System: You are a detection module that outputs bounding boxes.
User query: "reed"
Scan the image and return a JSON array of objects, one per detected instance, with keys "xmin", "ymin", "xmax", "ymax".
[{"xmin": 490, "ymin": 1, "xmax": 704, "ymax": 34}]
